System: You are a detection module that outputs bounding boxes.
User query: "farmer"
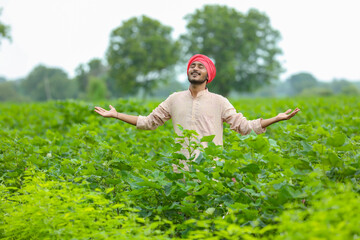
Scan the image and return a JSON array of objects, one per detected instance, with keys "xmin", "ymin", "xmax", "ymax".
[{"xmin": 95, "ymin": 54, "xmax": 300, "ymax": 157}]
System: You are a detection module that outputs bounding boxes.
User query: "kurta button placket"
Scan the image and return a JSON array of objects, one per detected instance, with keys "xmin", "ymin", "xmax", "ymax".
[{"xmin": 191, "ymin": 97, "xmax": 196, "ymax": 127}]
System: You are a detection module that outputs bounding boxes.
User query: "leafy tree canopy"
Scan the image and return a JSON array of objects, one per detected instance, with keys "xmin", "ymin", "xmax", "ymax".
[
  {"xmin": 0, "ymin": 8, "xmax": 11, "ymax": 46},
  {"xmin": 86, "ymin": 76, "xmax": 109, "ymax": 101},
  {"xmin": 22, "ymin": 65, "xmax": 77, "ymax": 101},
  {"xmin": 88, "ymin": 58, "xmax": 107, "ymax": 78},
  {"xmin": 75, "ymin": 58, "xmax": 107, "ymax": 94},
  {"xmin": 330, "ymin": 79, "xmax": 359, "ymax": 95},
  {"xmin": 106, "ymin": 15, "xmax": 180, "ymax": 98},
  {"xmin": 182, "ymin": 5, "xmax": 283, "ymax": 96},
  {"xmin": 0, "ymin": 81, "xmax": 22, "ymax": 101},
  {"xmin": 286, "ymin": 72, "xmax": 318, "ymax": 95}
]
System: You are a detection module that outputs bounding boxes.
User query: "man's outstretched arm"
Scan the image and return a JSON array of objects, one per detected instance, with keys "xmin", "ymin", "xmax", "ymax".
[
  {"xmin": 94, "ymin": 105, "xmax": 138, "ymax": 126},
  {"xmin": 260, "ymin": 108, "xmax": 300, "ymax": 128}
]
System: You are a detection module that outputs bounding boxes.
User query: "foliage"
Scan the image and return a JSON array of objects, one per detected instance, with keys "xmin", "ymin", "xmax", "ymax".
[
  {"xmin": 286, "ymin": 72, "xmax": 318, "ymax": 95},
  {"xmin": 0, "ymin": 8, "xmax": 11, "ymax": 46},
  {"xmin": 247, "ymin": 75, "xmax": 359, "ymax": 98},
  {"xmin": 75, "ymin": 58, "xmax": 108, "ymax": 95},
  {"xmin": 0, "ymin": 171, "xmax": 175, "ymax": 239},
  {"xmin": 340, "ymin": 84, "xmax": 360, "ymax": 95},
  {"xmin": 106, "ymin": 15, "xmax": 180, "ymax": 98},
  {"xmin": 75, "ymin": 64, "xmax": 89, "ymax": 94},
  {"xmin": 331, "ymin": 79, "xmax": 360, "ymax": 95},
  {"xmin": 1, "ymin": 96, "xmax": 359, "ymax": 239},
  {"xmin": 87, "ymin": 58, "xmax": 108, "ymax": 78},
  {"xmin": 21, "ymin": 65, "xmax": 77, "ymax": 101},
  {"xmin": 182, "ymin": 5, "xmax": 283, "ymax": 96},
  {"xmin": 0, "ymin": 81, "xmax": 25, "ymax": 101},
  {"xmin": 86, "ymin": 76, "xmax": 109, "ymax": 101},
  {"xmin": 299, "ymin": 87, "xmax": 333, "ymax": 97},
  {"xmin": 150, "ymin": 80, "xmax": 188, "ymax": 99},
  {"xmin": 273, "ymin": 184, "xmax": 360, "ymax": 240}
]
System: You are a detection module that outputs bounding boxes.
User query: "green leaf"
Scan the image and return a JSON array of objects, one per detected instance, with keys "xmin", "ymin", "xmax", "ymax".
[
  {"xmin": 246, "ymin": 136, "xmax": 269, "ymax": 153},
  {"xmin": 324, "ymin": 151, "xmax": 342, "ymax": 167},
  {"xmin": 165, "ymin": 172, "xmax": 184, "ymax": 181},
  {"xmin": 327, "ymin": 132, "xmax": 346, "ymax": 147},
  {"xmin": 172, "ymin": 153, "xmax": 187, "ymax": 160},
  {"xmin": 205, "ymin": 207, "xmax": 215, "ymax": 215},
  {"xmin": 200, "ymin": 135, "xmax": 215, "ymax": 142},
  {"xmin": 137, "ymin": 181, "xmax": 162, "ymax": 189},
  {"xmin": 177, "ymin": 124, "xmax": 184, "ymax": 131},
  {"xmin": 156, "ymin": 160, "xmax": 165, "ymax": 166},
  {"xmin": 194, "ymin": 186, "xmax": 209, "ymax": 195},
  {"xmin": 105, "ymin": 187, "xmax": 114, "ymax": 194},
  {"xmin": 111, "ymin": 203, "xmax": 125, "ymax": 209},
  {"xmin": 293, "ymin": 132, "xmax": 307, "ymax": 140},
  {"xmin": 300, "ymin": 141, "xmax": 313, "ymax": 152},
  {"xmin": 240, "ymin": 163, "xmax": 261, "ymax": 174}
]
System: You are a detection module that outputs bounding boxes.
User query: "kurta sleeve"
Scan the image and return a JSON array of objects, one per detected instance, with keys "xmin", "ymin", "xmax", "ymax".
[
  {"xmin": 221, "ymin": 98, "xmax": 266, "ymax": 135},
  {"xmin": 136, "ymin": 95, "xmax": 172, "ymax": 130}
]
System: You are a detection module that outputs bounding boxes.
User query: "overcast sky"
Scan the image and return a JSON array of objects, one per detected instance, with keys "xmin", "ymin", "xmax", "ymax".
[{"xmin": 0, "ymin": 0, "xmax": 359, "ymax": 82}]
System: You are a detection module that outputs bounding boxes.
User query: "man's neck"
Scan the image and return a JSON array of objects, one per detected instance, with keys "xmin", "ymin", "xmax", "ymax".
[{"xmin": 189, "ymin": 82, "xmax": 207, "ymax": 98}]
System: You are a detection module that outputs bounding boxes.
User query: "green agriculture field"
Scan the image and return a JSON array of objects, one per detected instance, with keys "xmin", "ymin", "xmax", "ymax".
[{"xmin": 1, "ymin": 96, "xmax": 360, "ymax": 239}]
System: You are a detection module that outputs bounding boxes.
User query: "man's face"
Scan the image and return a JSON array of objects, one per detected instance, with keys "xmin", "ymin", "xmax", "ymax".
[{"xmin": 188, "ymin": 61, "xmax": 208, "ymax": 85}]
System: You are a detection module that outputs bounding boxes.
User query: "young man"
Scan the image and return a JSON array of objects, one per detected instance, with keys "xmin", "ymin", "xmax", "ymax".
[{"xmin": 95, "ymin": 54, "xmax": 300, "ymax": 154}]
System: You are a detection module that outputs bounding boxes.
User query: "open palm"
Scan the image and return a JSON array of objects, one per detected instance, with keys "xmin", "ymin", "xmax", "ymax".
[
  {"xmin": 94, "ymin": 105, "xmax": 117, "ymax": 118},
  {"xmin": 277, "ymin": 108, "xmax": 300, "ymax": 121}
]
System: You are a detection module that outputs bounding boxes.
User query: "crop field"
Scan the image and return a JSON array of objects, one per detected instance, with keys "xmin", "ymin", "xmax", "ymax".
[{"xmin": 1, "ymin": 96, "xmax": 360, "ymax": 239}]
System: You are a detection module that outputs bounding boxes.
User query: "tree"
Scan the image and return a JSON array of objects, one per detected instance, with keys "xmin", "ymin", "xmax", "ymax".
[
  {"xmin": 0, "ymin": 8, "xmax": 11, "ymax": 46},
  {"xmin": 330, "ymin": 79, "xmax": 359, "ymax": 95},
  {"xmin": 181, "ymin": 5, "xmax": 283, "ymax": 96},
  {"xmin": 286, "ymin": 72, "xmax": 318, "ymax": 95},
  {"xmin": 75, "ymin": 64, "xmax": 89, "ymax": 94},
  {"xmin": 340, "ymin": 84, "xmax": 360, "ymax": 95},
  {"xmin": 22, "ymin": 65, "xmax": 77, "ymax": 101},
  {"xmin": 106, "ymin": 15, "xmax": 180, "ymax": 98},
  {"xmin": 86, "ymin": 76, "xmax": 109, "ymax": 101},
  {"xmin": 88, "ymin": 58, "xmax": 107, "ymax": 78},
  {"xmin": 75, "ymin": 58, "xmax": 107, "ymax": 95},
  {"xmin": 0, "ymin": 81, "xmax": 24, "ymax": 101}
]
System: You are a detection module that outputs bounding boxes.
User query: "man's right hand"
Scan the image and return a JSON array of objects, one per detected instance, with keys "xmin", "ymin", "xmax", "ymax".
[{"xmin": 94, "ymin": 105, "xmax": 118, "ymax": 118}]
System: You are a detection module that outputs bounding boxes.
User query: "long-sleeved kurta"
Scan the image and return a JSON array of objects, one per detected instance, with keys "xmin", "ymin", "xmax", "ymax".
[{"xmin": 136, "ymin": 88, "xmax": 265, "ymax": 146}]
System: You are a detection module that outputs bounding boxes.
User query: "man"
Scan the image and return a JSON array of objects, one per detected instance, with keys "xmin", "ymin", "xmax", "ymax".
[{"xmin": 95, "ymin": 54, "xmax": 300, "ymax": 156}]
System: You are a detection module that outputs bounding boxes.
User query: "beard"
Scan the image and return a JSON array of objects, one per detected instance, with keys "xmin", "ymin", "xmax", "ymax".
[{"xmin": 187, "ymin": 75, "xmax": 208, "ymax": 85}]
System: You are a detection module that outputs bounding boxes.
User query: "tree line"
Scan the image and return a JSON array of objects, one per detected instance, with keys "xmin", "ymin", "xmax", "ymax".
[
  {"xmin": 241, "ymin": 72, "xmax": 360, "ymax": 98},
  {"xmin": 0, "ymin": 5, "xmax": 358, "ymax": 102}
]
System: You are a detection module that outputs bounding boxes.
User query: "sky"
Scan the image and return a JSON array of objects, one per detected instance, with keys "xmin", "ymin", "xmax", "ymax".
[{"xmin": 0, "ymin": 0, "xmax": 359, "ymax": 82}]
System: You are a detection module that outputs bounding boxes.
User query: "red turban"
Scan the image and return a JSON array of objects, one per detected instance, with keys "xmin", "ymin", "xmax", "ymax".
[{"xmin": 187, "ymin": 54, "xmax": 216, "ymax": 84}]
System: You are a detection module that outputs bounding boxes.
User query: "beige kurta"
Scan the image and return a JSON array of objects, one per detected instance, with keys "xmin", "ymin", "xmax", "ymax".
[
  {"xmin": 136, "ymin": 88, "xmax": 266, "ymax": 170},
  {"xmin": 137, "ymin": 88, "xmax": 265, "ymax": 152}
]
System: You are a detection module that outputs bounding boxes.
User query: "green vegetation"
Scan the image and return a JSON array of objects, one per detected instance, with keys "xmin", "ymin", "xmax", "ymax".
[
  {"xmin": 1, "ymin": 96, "xmax": 359, "ymax": 239},
  {"xmin": 239, "ymin": 72, "xmax": 360, "ymax": 98},
  {"xmin": 107, "ymin": 15, "xmax": 180, "ymax": 99},
  {"xmin": 182, "ymin": 6, "xmax": 282, "ymax": 96},
  {"xmin": 1, "ymin": 5, "xmax": 287, "ymax": 101},
  {"xmin": 0, "ymin": 8, "xmax": 11, "ymax": 46}
]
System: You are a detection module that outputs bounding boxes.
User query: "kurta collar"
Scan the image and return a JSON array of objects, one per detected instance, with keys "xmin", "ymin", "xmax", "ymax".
[{"xmin": 188, "ymin": 88, "xmax": 209, "ymax": 98}]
